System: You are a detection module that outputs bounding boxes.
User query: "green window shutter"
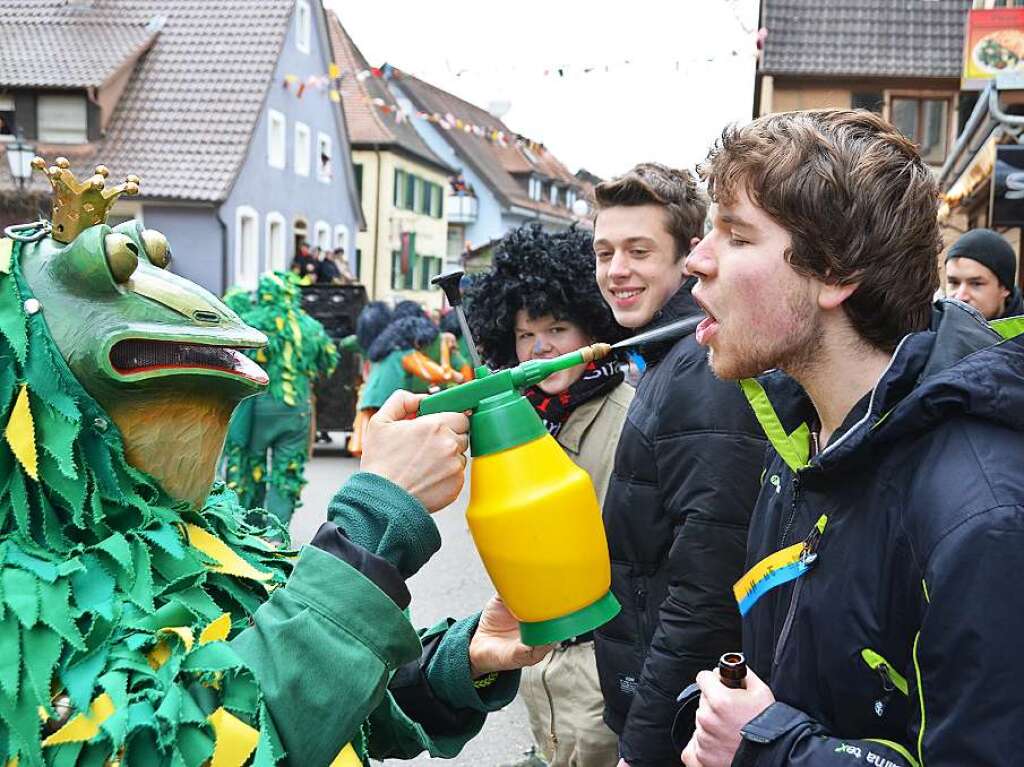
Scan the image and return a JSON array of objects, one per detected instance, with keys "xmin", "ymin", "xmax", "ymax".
[
  {"xmin": 431, "ymin": 183, "xmax": 442, "ymax": 218},
  {"xmin": 354, "ymin": 163, "xmax": 363, "ymax": 200},
  {"xmin": 405, "ymin": 174, "xmax": 416, "ymax": 211},
  {"xmin": 394, "ymin": 169, "xmax": 404, "ymax": 207},
  {"xmin": 406, "ymin": 233, "xmax": 417, "ymax": 289},
  {"xmin": 391, "ymin": 250, "xmax": 402, "ymax": 290}
]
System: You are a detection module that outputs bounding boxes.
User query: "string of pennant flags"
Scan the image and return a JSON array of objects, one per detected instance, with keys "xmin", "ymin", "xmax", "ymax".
[{"xmin": 280, "ymin": 33, "xmax": 763, "ymax": 151}]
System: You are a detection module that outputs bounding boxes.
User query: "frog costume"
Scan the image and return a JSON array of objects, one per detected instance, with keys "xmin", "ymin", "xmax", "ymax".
[
  {"xmin": 0, "ymin": 158, "xmax": 515, "ymax": 766},
  {"xmin": 221, "ymin": 273, "xmax": 337, "ymax": 528}
]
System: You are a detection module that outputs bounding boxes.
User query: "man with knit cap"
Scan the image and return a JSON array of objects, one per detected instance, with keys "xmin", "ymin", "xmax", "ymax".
[{"xmin": 945, "ymin": 228, "xmax": 1024, "ymax": 320}]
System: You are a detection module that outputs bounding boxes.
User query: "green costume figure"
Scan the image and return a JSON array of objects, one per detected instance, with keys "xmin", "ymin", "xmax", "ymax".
[
  {"xmin": 0, "ymin": 158, "xmax": 527, "ymax": 767},
  {"xmin": 221, "ymin": 273, "xmax": 337, "ymax": 528}
]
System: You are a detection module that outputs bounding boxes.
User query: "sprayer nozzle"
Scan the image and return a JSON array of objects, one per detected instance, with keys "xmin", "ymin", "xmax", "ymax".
[{"xmin": 581, "ymin": 343, "xmax": 612, "ymax": 363}]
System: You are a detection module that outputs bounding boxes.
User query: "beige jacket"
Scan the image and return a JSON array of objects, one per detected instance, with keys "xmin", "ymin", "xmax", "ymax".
[{"xmin": 556, "ymin": 381, "xmax": 634, "ymax": 505}]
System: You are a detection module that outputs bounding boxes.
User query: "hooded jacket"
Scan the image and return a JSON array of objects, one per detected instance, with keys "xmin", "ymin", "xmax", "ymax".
[
  {"xmin": 595, "ymin": 280, "xmax": 766, "ymax": 765},
  {"xmin": 732, "ymin": 301, "xmax": 1024, "ymax": 766}
]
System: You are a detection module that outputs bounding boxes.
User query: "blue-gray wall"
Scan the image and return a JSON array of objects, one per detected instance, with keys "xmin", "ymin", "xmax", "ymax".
[
  {"xmin": 143, "ymin": 204, "xmax": 225, "ymax": 291},
  {"xmin": 220, "ymin": 0, "xmax": 361, "ymax": 292}
]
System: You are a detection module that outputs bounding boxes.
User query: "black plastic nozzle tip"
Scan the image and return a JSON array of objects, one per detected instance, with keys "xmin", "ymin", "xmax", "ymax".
[{"xmin": 431, "ymin": 270, "xmax": 465, "ymax": 307}]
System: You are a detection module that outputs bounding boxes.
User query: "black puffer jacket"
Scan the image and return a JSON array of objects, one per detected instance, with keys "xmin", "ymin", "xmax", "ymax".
[
  {"xmin": 595, "ymin": 279, "xmax": 766, "ymax": 765},
  {"xmin": 733, "ymin": 301, "xmax": 1024, "ymax": 766}
]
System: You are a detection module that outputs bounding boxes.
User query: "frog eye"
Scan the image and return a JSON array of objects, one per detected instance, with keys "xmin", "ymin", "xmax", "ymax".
[
  {"xmin": 141, "ymin": 229, "xmax": 171, "ymax": 269},
  {"xmin": 104, "ymin": 233, "xmax": 139, "ymax": 284}
]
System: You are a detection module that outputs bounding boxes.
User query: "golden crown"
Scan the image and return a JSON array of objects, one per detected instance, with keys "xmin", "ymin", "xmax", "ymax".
[{"xmin": 32, "ymin": 156, "xmax": 140, "ymax": 243}]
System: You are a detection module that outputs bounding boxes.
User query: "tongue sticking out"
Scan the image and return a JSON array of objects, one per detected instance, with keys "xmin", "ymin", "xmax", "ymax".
[{"xmin": 695, "ymin": 316, "xmax": 719, "ymax": 346}]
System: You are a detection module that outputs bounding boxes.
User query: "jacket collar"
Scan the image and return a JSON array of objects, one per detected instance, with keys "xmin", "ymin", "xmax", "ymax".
[
  {"xmin": 636, "ymin": 277, "xmax": 703, "ymax": 364},
  {"xmin": 556, "ymin": 394, "xmax": 606, "ymax": 455},
  {"xmin": 740, "ymin": 300, "xmax": 1014, "ymax": 475}
]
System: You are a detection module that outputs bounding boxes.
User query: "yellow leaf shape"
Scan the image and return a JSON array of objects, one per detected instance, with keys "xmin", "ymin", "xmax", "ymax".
[
  {"xmin": 289, "ymin": 313, "xmax": 302, "ymax": 349},
  {"xmin": 255, "ymin": 348, "xmax": 267, "ymax": 364},
  {"xmin": 200, "ymin": 613, "xmax": 232, "ymax": 645},
  {"xmin": 0, "ymin": 238, "xmax": 12, "ymax": 274},
  {"xmin": 5, "ymin": 385, "xmax": 37, "ymax": 480},
  {"xmin": 207, "ymin": 707, "xmax": 259, "ymax": 767},
  {"xmin": 186, "ymin": 524, "xmax": 273, "ymax": 582},
  {"xmin": 329, "ymin": 744, "xmax": 362, "ymax": 767},
  {"xmin": 274, "ymin": 316, "xmax": 285, "ymax": 332},
  {"xmin": 251, "ymin": 466, "xmax": 264, "ymax": 482},
  {"xmin": 42, "ymin": 693, "xmax": 115, "ymax": 746},
  {"xmin": 158, "ymin": 626, "xmax": 194, "ymax": 653},
  {"xmin": 147, "ymin": 640, "xmax": 171, "ymax": 670},
  {"xmin": 7, "ymin": 756, "xmax": 19, "ymax": 767}
]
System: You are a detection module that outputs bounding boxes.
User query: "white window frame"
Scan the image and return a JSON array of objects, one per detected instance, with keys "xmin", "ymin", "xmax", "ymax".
[
  {"xmin": 317, "ymin": 132, "xmax": 332, "ymax": 183},
  {"xmin": 268, "ymin": 110, "xmax": 286, "ymax": 169},
  {"xmin": 265, "ymin": 211, "xmax": 287, "ymax": 273},
  {"xmin": 37, "ymin": 93, "xmax": 88, "ymax": 143},
  {"xmin": 566, "ymin": 188, "xmax": 577, "ymax": 210},
  {"xmin": 313, "ymin": 219, "xmax": 331, "ymax": 251},
  {"xmin": 0, "ymin": 94, "xmax": 14, "ymax": 142},
  {"xmin": 295, "ymin": 0, "xmax": 311, "ymax": 54},
  {"xmin": 294, "ymin": 122, "xmax": 311, "ymax": 177},
  {"xmin": 333, "ymin": 224, "xmax": 349, "ymax": 263},
  {"xmin": 235, "ymin": 206, "xmax": 260, "ymax": 289},
  {"xmin": 549, "ymin": 184, "xmax": 559, "ymax": 205}
]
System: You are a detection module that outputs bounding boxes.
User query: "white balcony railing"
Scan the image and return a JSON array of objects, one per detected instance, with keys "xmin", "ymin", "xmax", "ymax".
[{"xmin": 447, "ymin": 192, "xmax": 478, "ymax": 224}]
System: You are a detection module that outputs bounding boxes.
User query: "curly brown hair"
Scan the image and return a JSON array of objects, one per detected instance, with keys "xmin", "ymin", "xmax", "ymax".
[
  {"xmin": 593, "ymin": 162, "xmax": 708, "ymax": 261},
  {"xmin": 701, "ymin": 109, "xmax": 941, "ymax": 352}
]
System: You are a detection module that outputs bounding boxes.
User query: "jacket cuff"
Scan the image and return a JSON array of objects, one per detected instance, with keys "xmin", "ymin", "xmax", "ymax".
[
  {"xmin": 425, "ymin": 613, "xmax": 519, "ymax": 713},
  {"xmin": 310, "ymin": 521, "xmax": 411, "ymax": 610},
  {"xmin": 327, "ymin": 471, "xmax": 441, "ymax": 579},
  {"xmin": 740, "ymin": 701, "xmax": 812, "ymax": 744}
]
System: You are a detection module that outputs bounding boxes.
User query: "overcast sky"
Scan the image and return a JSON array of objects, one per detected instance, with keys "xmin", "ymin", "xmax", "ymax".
[{"xmin": 324, "ymin": 0, "xmax": 760, "ymax": 180}]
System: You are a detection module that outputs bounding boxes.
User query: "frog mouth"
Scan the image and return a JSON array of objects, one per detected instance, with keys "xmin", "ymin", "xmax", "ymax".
[{"xmin": 109, "ymin": 339, "xmax": 269, "ymax": 384}]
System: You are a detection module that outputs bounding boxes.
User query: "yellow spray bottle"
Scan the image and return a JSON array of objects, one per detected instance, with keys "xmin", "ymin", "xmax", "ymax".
[{"xmin": 422, "ymin": 273, "xmax": 620, "ymax": 646}]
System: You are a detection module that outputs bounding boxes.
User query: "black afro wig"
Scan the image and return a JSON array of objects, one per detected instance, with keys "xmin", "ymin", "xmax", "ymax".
[
  {"xmin": 367, "ymin": 316, "xmax": 439, "ymax": 362},
  {"xmin": 465, "ymin": 223, "xmax": 624, "ymax": 368},
  {"xmin": 392, "ymin": 300, "xmax": 426, "ymax": 321},
  {"xmin": 356, "ymin": 301, "xmax": 394, "ymax": 352},
  {"xmin": 439, "ymin": 310, "xmax": 462, "ymax": 337}
]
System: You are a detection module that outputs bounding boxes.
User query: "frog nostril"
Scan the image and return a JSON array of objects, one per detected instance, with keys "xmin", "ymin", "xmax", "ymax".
[{"xmin": 193, "ymin": 310, "xmax": 220, "ymax": 323}]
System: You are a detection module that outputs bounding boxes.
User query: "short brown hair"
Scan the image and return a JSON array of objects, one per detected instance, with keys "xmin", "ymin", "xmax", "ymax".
[
  {"xmin": 701, "ymin": 110, "xmax": 941, "ymax": 352},
  {"xmin": 593, "ymin": 162, "xmax": 708, "ymax": 261}
]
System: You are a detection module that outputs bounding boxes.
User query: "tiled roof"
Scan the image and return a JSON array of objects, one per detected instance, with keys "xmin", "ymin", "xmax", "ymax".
[
  {"xmin": 395, "ymin": 73, "xmax": 580, "ymax": 222},
  {"xmin": 0, "ymin": 0, "xmax": 294, "ymax": 201},
  {"xmin": 761, "ymin": 0, "xmax": 970, "ymax": 79},
  {"xmin": 0, "ymin": 20, "xmax": 158, "ymax": 88},
  {"xmin": 325, "ymin": 11, "xmax": 451, "ymax": 174}
]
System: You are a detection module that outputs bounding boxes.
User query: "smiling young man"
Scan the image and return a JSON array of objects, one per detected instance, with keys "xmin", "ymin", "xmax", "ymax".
[
  {"xmin": 944, "ymin": 228, "xmax": 1024, "ymax": 320},
  {"xmin": 680, "ymin": 110, "xmax": 1024, "ymax": 767},
  {"xmin": 590, "ymin": 164, "xmax": 766, "ymax": 766}
]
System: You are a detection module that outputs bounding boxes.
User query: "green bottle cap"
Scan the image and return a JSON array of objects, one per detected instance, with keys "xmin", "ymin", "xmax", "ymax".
[
  {"xmin": 518, "ymin": 591, "xmax": 621, "ymax": 646},
  {"xmin": 470, "ymin": 391, "xmax": 547, "ymax": 456}
]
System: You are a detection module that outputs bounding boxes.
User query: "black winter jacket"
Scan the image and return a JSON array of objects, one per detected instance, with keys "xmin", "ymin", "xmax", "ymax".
[
  {"xmin": 595, "ymin": 280, "xmax": 766, "ymax": 765},
  {"xmin": 733, "ymin": 301, "xmax": 1024, "ymax": 766}
]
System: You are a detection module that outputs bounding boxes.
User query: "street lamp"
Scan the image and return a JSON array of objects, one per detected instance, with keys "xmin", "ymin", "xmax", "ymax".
[{"xmin": 6, "ymin": 130, "xmax": 35, "ymax": 192}]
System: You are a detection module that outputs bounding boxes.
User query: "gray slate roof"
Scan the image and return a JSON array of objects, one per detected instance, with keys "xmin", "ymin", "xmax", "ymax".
[
  {"xmin": 0, "ymin": 20, "xmax": 158, "ymax": 88},
  {"xmin": 0, "ymin": 0, "xmax": 294, "ymax": 201},
  {"xmin": 761, "ymin": 0, "xmax": 971, "ymax": 79}
]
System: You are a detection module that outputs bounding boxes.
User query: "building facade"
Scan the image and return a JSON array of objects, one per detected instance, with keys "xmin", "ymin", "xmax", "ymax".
[
  {"xmin": 0, "ymin": 0, "xmax": 363, "ymax": 296},
  {"xmin": 328, "ymin": 13, "xmax": 453, "ymax": 309}
]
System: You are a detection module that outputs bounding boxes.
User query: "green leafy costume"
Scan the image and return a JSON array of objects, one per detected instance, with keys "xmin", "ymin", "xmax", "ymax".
[
  {"xmin": 222, "ymin": 274, "xmax": 337, "ymax": 528},
  {"xmin": 0, "ymin": 204, "xmax": 515, "ymax": 766}
]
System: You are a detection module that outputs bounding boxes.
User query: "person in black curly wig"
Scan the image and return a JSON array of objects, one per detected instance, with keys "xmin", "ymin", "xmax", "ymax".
[
  {"xmin": 466, "ymin": 222, "xmax": 632, "ymax": 767},
  {"xmin": 467, "ymin": 223, "xmax": 625, "ymax": 368}
]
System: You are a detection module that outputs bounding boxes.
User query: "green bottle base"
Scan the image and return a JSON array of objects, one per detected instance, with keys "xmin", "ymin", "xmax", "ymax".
[{"xmin": 518, "ymin": 591, "xmax": 621, "ymax": 647}]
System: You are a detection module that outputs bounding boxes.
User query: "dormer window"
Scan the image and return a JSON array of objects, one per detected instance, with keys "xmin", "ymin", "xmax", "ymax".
[
  {"xmin": 37, "ymin": 94, "xmax": 87, "ymax": 143},
  {"xmin": 296, "ymin": 0, "xmax": 311, "ymax": 54},
  {"xmin": 567, "ymin": 188, "xmax": 577, "ymax": 210},
  {"xmin": 0, "ymin": 95, "xmax": 15, "ymax": 141},
  {"xmin": 549, "ymin": 184, "xmax": 559, "ymax": 206}
]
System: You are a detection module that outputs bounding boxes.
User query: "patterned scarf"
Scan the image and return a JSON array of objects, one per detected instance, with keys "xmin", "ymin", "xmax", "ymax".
[{"xmin": 525, "ymin": 360, "xmax": 624, "ymax": 437}]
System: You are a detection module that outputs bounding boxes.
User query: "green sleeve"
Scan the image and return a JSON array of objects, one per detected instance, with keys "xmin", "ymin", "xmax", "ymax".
[
  {"xmin": 231, "ymin": 545, "xmax": 421, "ymax": 766},
  {"xmin": 327, "ymin": 471, "xmax": 441, "ymax": 579},
  {"xmin": 358, "ymin": 351, "xmax": 407, "ymax": 409},
  {"xmin": 364, "ymin": 616, "xmax": 519, "ymax": 760}
]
